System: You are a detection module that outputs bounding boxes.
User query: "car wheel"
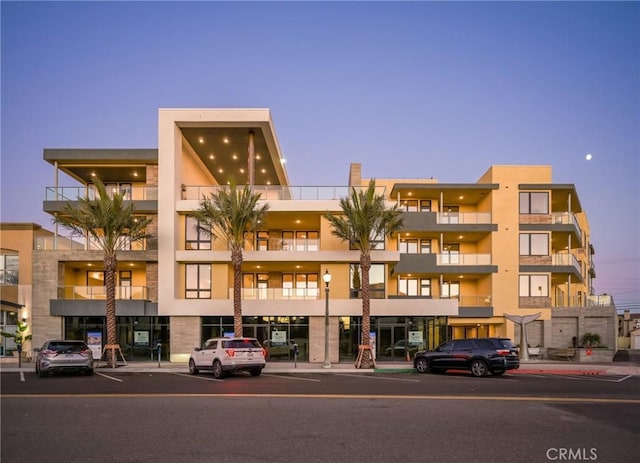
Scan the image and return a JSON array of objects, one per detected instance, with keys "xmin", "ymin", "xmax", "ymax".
[
  {"xmin": 212, "ymin": 360, "xmax": 225, "ymax": 379},
  {"xmin": 188, "ymin": 359, "xmax": 199, "ymax": 375},
  {"xmin": 432, "ymin": 368, "xmax": 446, "ymax": 374},
  {"xmin": 38, "ymin": 368, "xmax": 47, "ymax": 378},
  {"xmin": 250, "ymin": 368, "xmax": 262, "ymax": 377},
  {"xmin": 415, "ymin": 358, "xmax": 430, "ymax": 374},
  {"xmin": 85, "ymin": 368, "xmax": 94, "ymax": 376},
  {"xmin": 470, "ymin": 359, "xmax": 489, "ymax": 377}
]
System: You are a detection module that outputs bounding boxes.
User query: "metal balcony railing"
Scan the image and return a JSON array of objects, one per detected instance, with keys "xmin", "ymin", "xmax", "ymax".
[{"xmin": 552, "ymin": 253, "xmax": 581, "ymax": 272}]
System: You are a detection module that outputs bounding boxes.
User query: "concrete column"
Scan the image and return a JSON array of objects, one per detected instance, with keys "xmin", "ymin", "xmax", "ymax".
[{"xmin": 248, "ymin": 130, "xmax": 255, "ymax": 186}]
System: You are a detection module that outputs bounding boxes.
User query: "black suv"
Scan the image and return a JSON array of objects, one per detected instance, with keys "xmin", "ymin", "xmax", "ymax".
[{"xmin": 413, "ymin": 338, "xmax": 519, "ymax": 377}]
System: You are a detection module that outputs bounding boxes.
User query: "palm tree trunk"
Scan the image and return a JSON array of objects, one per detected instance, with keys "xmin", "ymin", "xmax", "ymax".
[
  {"xmin": 359, "ymin": 253, "xmax": 373, "ymax": 369},
  {"xmin": 105, "ymin": 253, "xmax": 118, "ymax": 367},
  {"xmin": 232, "ymin": 247, "xmax": 243, "ymax": 337}
]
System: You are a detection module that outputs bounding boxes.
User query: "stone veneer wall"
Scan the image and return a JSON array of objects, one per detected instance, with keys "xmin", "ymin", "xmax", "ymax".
[
  {"xmin": 308, "ymin": 316, "xmax": 339, "ymax": 364},
  {"xmin": 170, "ymin": 316, "xmax": 200, "ymax": 362},
  {"xmin": 551, "ymin": 305, "xmax": 617, "ymax": 349},
  {"xmin": 32, "ymin": 252, "xmax": 66, "ymax": 349}
]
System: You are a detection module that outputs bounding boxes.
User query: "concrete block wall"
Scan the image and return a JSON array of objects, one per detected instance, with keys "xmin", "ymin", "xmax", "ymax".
[
  {"xmin": 308, "ymin": 316, "xmax": 339, "ymax": 364},
  {"xmin": 169, "ymin": 316, "xmax": 200, "ymax": 362}
]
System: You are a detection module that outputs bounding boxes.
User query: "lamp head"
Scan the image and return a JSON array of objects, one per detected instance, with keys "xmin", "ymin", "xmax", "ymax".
[{"xmin": 323, "ymin": 269, "xmax": 332, "ymax": 285}]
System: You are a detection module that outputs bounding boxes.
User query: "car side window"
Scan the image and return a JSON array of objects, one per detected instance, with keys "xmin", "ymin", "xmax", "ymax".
[
  {"xmin": 475, "ymin": 339, "xmax": 494, "ymax": 349},
  {"xmin": 438, "ymin": 341, "xmax": 454, "ymax": 352},
  {"xmin": 454, "ymin": 340, "xmax": 473, "ymax": 350}
]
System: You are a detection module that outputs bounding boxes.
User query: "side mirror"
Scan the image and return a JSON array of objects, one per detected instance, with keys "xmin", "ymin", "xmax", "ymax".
[{"xmin": 194, "ymin": 347, "xmax": 201, "ymax": 352}]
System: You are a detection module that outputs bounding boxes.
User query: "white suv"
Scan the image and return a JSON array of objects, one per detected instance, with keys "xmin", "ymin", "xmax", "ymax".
[{"xmin": 189, "ymin": 337, "xmax": 266, "ymax": 379}]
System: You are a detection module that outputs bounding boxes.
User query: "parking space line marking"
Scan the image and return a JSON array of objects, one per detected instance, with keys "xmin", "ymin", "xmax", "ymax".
[
  {"xmin": 335, "ymin": 373, "xmax": 420, "ymax": 383},
  {"xmin": 170, "ymin": 373, "xmax": 224, "ymax": 382},
  {"xmin": 20, "ymin": 372, "xmax": 25, "ymax": 382},
  {"xmin": 96, "ymin": 372, "xmax": 123, "ymax": 382},
  {"xmin": 262, "ymin": 374, "xmax": 320, "ymax": 382},
  {"xmin": 616, "ymin": 375, "xmax": 632, "ymax": 383}
]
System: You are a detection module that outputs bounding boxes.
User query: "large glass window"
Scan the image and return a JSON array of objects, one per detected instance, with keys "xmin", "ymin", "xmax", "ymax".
[
  {"xmin": 441, "ymin": 243, "xmax": 460, "ymax": 264},
  {"xmin": 350, "ymin": 263, "xmax": 385, "ymax": 299},
  {"xmin": 0, "ymin": 254, "xmax": 19, "ymax": 285},
  {"xmin": 186, "ymin": 216, "xmax": 211, "ymax": 250},
  {"xmin": 399, "ymin": 239, "xmax": 418, "ymax": 254},
  {"xmin": 186, "ymin": 264, "xmax": 211, "ymax": 299},
  {"xmin": 442, "ymin": 281, "xmax": 460, "ymax": 298},
  {"xmin": 519, "ymin": 233, "xmax": 549, "ymax": 256},
  {"xmin": 399, "ymin": 277, "xmax": 431, "ymax": 296},
  {"xmin": 519, "ymin": 274, "xmax": 549, "ymax": 297},
  {"xmin": 519, "ymin": 192, "xmax": 549, "ymax": 214}
]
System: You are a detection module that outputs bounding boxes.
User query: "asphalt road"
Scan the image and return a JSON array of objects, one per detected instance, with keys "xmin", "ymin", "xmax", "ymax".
[{"xmin": 2, "ymin": 371, "xmax": 639, "ymax": 463}]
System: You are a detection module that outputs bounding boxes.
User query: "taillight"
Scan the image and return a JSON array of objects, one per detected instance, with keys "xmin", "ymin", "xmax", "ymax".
[
  {"xmin": 496, "ymin": 349, "xmax": 511, "ymax": 356},
  {"xmin": 262, "ymin": 348, "xmax": 267, "ymax": 358},
  {"xmin": 81, "ymin": 348, "xmax": 91, "ymax": 356},
  {"xmin": 225, "ymin": 349, "xmax": 235, "ymax": 357},
  {"xmin": 41, "ymin": 349, "xmax": 57, "ymax": 357}
]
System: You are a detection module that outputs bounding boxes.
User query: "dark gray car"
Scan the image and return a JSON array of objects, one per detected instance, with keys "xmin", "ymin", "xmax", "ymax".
[{"xmin": 35, "ymin": 340, "xmax": 94, "ymax": 377}]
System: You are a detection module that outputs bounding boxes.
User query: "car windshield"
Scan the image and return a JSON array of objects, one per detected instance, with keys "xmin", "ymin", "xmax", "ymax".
[
  {"xmin": 223, "ymin": 339, "xmax": 262, "ymax": 349},
  {"xmin": 48, "ymin": 342, "xmax": 86, "ymax": 353},
  {"xmin": 496, "ymin": 339, "xmax": 515, "ymax": 349}
]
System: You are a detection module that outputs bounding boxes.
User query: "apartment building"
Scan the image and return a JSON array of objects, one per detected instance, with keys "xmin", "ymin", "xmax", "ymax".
[
  {"xmin": 0, "ymin": 223, "xmax": 53, "ymax": 357},
  {"xmin": 24, "ymin": 108, "xmax": 606, "ymax": 363}
]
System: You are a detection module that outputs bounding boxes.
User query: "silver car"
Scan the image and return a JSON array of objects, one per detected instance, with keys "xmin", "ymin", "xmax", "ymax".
[{"xmin": 35, "ymin": 340, "xmax": 94, "ymax": 377}]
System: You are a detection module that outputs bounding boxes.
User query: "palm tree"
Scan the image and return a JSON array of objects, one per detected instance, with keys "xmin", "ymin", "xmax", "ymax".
[
  {"xmin": 53, "ymin": 180, "xmax": 152, "ymax": 367},
  {"xmin": 191, "ymin": 180, "xmax": 269, "ymax": 337},
  {"xmin": 325, "ymin": 179, "xmax": 403, "ymax": 368}
]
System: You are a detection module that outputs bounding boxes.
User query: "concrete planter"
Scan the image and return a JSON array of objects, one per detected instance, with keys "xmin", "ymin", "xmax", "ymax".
[{"xmin": 575, "ymin": 348, "xmax": 614, "ymax": 363}]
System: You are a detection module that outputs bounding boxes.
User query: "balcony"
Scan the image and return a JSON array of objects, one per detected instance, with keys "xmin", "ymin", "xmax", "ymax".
[
  {"xmin": 400, "ymin": 211, "xmax": 496, "ymax": 233},
  {"xmin": 50, "ymin": 285, "xmax": 157, "ymax": 317},
  {"xmin": 180, "ymin": 185, "xmax": 385, "ymax": 201},
  {"xmin": 35, "ymin": 235, "xmax": 149, "ymax": 251},
  {"xmin": 393, "ymin": 253, "xmax": 497, "ymax": 274},
  {"xmin": 57, "ymin": 286, "xmax": 149, "ymax": 300},
  {"xmin": 519, "ymin": 212, "xmax": 582, "ymax": 244},
  {"xmin": 44, "ymin": 186, "xmax": 158, "ymax": 214},
  {"xmin": 519, "ymin": 253, "xmax": 582, "ymax": 281},
  {"xmin": 231, "ymin": 287, "xmax": 320, "ymax": 300},
  {"xmin": 242, "ymin": 237, "xmax": 319, "ymax": 252}
]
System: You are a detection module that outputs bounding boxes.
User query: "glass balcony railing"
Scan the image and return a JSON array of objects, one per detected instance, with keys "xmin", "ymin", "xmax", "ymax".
[
  {"xmin": 36, "ymin": 235, "xmax": 147, "ymax": 251},
  {"xmin": 244, "ymin": 238, "xmax": 319, "ymax": 252},
  {"xmin": 57, "ymin": 286, "xmax": 149, "ymax": 300},
  {"xmin": 436, "ymin": 212, "xmax": 492, "ymax": 224},
  {"xmin": 230, "ymin": 287, "xmax": 320, "ymax": 300},
  {"xmin": 45, "ymin": 186, "xmax": 158, "ymax": 201},
  {"xmin": 552, "ymin": 253, "xmax": 581, "ymax": 272},
  {"xmin": 437, "ymin": 254, "xmax": 492, "ymax": 265},
  {"xmin": 181, "ymin": 185, "xmax": 385, "ymax": 201}
]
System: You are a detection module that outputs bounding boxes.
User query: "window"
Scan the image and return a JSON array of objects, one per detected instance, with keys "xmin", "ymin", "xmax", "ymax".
[
  {"xmin": 420, "ymin": 200, "xmax": 432, "ymax": 212},
  {"xmin": 519, "ymin": 192, "xmax": 549, "ymax": 214},
  {"xmin": 442, "ymin": 206, "xmax": 459, "ymax": 224},
  {"xmin": 186, "ymin": 264, "xmax": 211, "ymax": 299},
  {"xmin": 441, "ymin": 243, "xmax": 460, "ymax": 264},
  {"xmin": 399, "ymin": 239, "xmax": 418, "ymax": 254},
  {"xmin": 350, "ymin": 263, "xmax": 385, "ymax": 299},
  {"xmin": 399, "ymin": 278, "xmax": 431, "ymax": 296},
  {"xmin": 0, "ymin": 254, "xmax": 19, "ymax": 285},
  {"xmin": 442, "ymin": 281, "xmax": 460, "ymax": 299},
  {"xmin": 186, "ymin": 216, "xmax": 211, "ymax": 250},
  {"xmin": 519, "ymin": 274, "xmax": 549, "ymax": 297},
  {"xmin": 399, "ymin": 199, "xmax": 418, "ymax": 211},
  {"xmin": 519, "ymin": 233, "xmax": 549, "ymax": 256},
  {"xmin": 420, "ymin": 239, "xmax": 431, "ymax": 254}
]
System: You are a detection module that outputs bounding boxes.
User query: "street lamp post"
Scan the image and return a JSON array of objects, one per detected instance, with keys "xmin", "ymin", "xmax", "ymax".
[{"xmin": 322, "ymin": 269, "xmax": 332, "ymax": 368}]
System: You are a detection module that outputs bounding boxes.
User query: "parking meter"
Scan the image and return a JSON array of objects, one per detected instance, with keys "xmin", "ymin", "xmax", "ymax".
[
  {"xmin": 156, "ymin": 342, "xmax": 162, "ymax": 368},
  {"xmin": 293, "ymin": 342, "xmax": 299, "ymax": 368}
]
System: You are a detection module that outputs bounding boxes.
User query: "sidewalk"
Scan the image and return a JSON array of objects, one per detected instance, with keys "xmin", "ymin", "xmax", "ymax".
[{"xmin": 2, "ymin": 358, "xmax": 639, "ymax": 376}]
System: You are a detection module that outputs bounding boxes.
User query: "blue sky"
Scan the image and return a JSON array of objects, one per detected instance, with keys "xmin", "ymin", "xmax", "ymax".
[{"xmin": 1, "ymin": 1, "xmax": 638, "ymax": 312}]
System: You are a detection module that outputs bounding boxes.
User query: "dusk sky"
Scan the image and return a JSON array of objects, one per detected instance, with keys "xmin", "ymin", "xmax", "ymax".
[{"xmin": 1, "ymin": 1, "xmax": 638, "ymax": 312}]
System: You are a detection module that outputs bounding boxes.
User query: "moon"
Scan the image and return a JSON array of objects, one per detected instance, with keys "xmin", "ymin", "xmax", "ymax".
[{"xmin": 586, "ymin": 154, "xmax": 593, "ymax": 161}]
